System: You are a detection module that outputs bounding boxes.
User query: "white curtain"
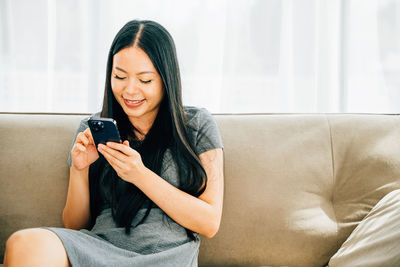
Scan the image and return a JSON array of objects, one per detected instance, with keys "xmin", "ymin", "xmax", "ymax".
[{"xmin": 1, "ymin": 0, "xmax": 399, "ymax": 113}]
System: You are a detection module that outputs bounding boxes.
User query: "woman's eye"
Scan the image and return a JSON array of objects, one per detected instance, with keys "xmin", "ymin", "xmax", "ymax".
[
  {"xmin": 114, "ymin": 75, "xmax": 126, "ymax": 80},
  {"xmin": 140, "ymin": 80, "xmax": 152, "ymax": 84}
]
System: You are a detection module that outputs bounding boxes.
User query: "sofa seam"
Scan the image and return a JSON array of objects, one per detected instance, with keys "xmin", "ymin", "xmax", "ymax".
[{"xmin": 326, "ymin": 115, "xmax": 339, "ymax": 252}]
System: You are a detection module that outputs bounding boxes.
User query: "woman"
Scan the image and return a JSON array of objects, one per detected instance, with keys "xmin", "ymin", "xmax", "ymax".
[{"xmin": 4, "ymin": 20, "xmax": 224, "ymax": 266}]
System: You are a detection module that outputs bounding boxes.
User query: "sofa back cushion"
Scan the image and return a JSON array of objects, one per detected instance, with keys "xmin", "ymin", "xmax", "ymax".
[
  {"xmin": 200, "ymin": 114, "xmax": 336, "ymax": 266},
  {"xmin": 1, "ymin": 113, "xmax": 400, "ymax": 266}
]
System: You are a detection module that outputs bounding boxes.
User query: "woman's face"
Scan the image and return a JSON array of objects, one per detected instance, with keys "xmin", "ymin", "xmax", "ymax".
[{"xmin": 111, "ymin": 46, "xmax": 164, "ymax": 126}]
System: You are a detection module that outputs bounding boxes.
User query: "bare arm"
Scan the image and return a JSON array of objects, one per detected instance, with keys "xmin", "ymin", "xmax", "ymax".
[
  {"xmin": 98, "ymin": 143, "xmax": 224, "ymax": 238},
  {"xmin": 62, "ymin": 128, "xmax": 99, "ymax": 230},
  {"xmin": 62, "ymin": 166, "xmax": 91, "ymax": 230},
  {"xmin": 135, "ymin": 148, "xmax": 224, "ymax": 238}
]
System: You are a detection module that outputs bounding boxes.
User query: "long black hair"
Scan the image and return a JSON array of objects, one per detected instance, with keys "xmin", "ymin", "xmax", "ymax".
[{"xmin": 88, "ymin": 20, "xmax": 207, "ymax": 241}]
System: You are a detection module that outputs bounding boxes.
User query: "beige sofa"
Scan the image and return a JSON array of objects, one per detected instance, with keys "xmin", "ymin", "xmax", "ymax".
[{"xmin": 1, "ymin": 112, "xmax": 400, "ymax": 266}]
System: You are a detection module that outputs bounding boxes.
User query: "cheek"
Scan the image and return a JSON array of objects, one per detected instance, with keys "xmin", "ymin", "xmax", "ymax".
[
  {"xmin": 152, "ymin": 82, "xmax": 164, "ymax": 100},
  {"xmin": 147, "ymin": 87, "xmax": 164, "ymax": 103},
  {"xmin": 111, "ymin": 80, "xmax": 122, "ymax": 95},
  {"xmin": 110, "ymin": 84, "xmax": 122, "ymax": 104},
  {"xmin": 110, "ymin": 79, "xmax": 116, "ymax": 93}
]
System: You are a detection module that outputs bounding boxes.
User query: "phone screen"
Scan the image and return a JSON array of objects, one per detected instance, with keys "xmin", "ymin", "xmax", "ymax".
[{"xmin": 88, "ymin": 117, "xmax": 122, "ymax": 147}]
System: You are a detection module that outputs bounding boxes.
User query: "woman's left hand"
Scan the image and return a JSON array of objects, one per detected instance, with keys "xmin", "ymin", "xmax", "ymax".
[{"xmin": 97, "ymin": 140, "xmax": 145, "ymax": 184}]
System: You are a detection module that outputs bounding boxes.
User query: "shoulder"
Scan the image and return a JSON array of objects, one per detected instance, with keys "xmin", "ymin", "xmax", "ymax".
[
  {"xmin": 81, "ymin": 111, "xmax": 101, "ymax": 123},
  {"xmin": 183, "ymin": 106, "xmax": 223, "ymax": 155},
  {"xmin": 184, "ymin": 106, "xmax": 214, "ymax": 130},
  {"xmin": 76, "ymin": 111, "xmax": 101, "ymax": 130}
]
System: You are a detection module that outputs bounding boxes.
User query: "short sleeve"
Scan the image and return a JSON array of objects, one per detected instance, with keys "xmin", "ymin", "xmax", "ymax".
[
  {"xmin": 67, "ymin": 117, "xmax": 90, "ymax": 167},
  {"xmin": 194, "ymin": 108, "xmax": 224, "ymax": 155}
]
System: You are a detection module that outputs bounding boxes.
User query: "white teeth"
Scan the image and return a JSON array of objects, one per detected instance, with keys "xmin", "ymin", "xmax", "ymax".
[{"xmin": 127, "ymin": 100, "xmax": 142, "ymax": 103}]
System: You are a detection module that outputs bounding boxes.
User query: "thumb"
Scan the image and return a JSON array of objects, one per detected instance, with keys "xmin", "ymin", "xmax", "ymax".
[{"xmin": 123, "ymin": 140, "xmax": 129, "ymax": 146}]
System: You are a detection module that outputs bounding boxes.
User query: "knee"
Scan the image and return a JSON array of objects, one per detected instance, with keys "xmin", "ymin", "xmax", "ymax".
[
  {"xmin": 4, "ymin": 228, "xmax": 70, "ymax": 267},
  {"xmin": 6, "ymin": 229, "xmax": 26, "ymax": 248},
  {"xmin": 5, "ymin": 228, "xmax": 52, "ymax": 255},
  {"xmin": 6, "ymin": 229, "xmax": 34, "ymax": 253}
]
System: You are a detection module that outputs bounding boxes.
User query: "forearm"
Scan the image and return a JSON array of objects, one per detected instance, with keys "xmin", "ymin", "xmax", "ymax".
[
  {"xmin": 134, "ymin": 168, "xmax": 220, "ymax": 238},
  {"xmin": 62, "ymin": 166, "xmax": 91, "ymax": 230},
  {"xmin": 97, "ymin": 142, "xmax": 223, "ymax": 237}
]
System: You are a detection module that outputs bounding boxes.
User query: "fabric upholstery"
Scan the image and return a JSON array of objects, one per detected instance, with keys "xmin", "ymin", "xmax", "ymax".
[
  {"xmin": 329, "ymin": 189, "xmax": 400, "ymax": 266},
  {"xmin": 1, "ymin": 113, "xmax": 400, "ymax": 266}
]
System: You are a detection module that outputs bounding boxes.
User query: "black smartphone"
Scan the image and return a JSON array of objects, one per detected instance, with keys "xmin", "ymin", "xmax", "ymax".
[{"xmin": 88, "ymin": 117, "xmax": 122, "ymax": 148}]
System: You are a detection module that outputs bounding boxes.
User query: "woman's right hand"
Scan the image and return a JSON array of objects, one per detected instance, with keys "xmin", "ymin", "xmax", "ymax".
[{"xmin": 70, "ymin": 128, "xmax": 99, "ymax": 171}]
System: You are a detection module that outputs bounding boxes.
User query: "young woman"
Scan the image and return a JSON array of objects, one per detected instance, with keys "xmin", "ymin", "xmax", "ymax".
[{"xmin": 4, "ymin": 20, "xmax": 224, "ymax": 266}]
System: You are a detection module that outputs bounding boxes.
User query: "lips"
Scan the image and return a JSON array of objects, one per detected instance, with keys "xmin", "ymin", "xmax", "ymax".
[{"xmin": 123, "ymin": 98, "xmax": 145, "ymax": 108}]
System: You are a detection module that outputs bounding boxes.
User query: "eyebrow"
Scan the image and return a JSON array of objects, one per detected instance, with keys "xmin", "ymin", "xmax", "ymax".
[{"xmin": 114, "ymin": 66, "xmax": 154, "ymax": 75}]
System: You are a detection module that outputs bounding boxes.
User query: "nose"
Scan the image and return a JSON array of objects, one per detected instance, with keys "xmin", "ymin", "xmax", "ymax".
[{"xmin": 124, "ymin": 79, "xmax": 140, "ymax": 95}]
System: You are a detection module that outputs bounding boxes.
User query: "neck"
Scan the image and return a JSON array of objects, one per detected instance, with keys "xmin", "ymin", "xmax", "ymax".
[{"xmin": 128, "ymin": 110, "xmax": 158, "ymax": 140}]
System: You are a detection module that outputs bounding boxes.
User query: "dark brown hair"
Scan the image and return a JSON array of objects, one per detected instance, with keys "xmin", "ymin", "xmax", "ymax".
[{"xmin": 88, "ymin": 20, "xmax": 207, "ymax": 241}]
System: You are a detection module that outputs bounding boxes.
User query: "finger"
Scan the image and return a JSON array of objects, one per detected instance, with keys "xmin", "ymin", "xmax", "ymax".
[
  {"xmin": 99, "ymin": 146, "xmax": 125, "ymax": 170},
  {"xmin": 76, "ymin": 132, "xmax": 89, "ymax": 146},
  {"xmin": 98, "ymin": 144, "xmax": 128, "ymax": 161},
  {"xmin": 76, "ymin": 143, "xmax": 86, "ymax": 152},
  {"xmin": 106, "ymin": 141, "xmax": 134, "ymax": 156},
  {"xmin": 83, "ymin": 128, "xmax": 95, "ymax": 145},
  {"xmin": 123, "ymin": 140, "xmax": 130, "ymax": 148}
]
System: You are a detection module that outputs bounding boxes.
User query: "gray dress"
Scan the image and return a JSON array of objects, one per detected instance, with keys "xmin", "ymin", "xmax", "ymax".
[{"xmin": 40, "ymin": 106, "xmax": 223, "ymax": 267}]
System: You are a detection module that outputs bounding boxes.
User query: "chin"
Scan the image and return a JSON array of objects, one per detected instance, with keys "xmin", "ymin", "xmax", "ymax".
[
  {"xmin": 122, "ymin": 107, "xmax": 144, "ymax": 118},
  {"xmin": 128, "ymin": 104, "xmax": 155, "ymax": 118}
]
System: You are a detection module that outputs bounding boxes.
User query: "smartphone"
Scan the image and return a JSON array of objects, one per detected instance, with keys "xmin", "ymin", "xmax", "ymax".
[{"xmin": 88, "ymin": 117, "xmax": 122, "ymax": 148}]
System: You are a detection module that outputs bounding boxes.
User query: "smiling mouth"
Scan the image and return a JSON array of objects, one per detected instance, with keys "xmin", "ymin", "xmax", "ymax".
[{"xmin": 124, "ymin": 98, "xmax": 145, "ymax": 104}]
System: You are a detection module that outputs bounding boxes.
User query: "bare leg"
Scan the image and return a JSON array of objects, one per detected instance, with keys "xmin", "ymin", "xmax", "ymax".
[
  {"xmin": 4, "ymin": 228, "xmax": 71, "ymax": 267},
  {"xmin": 3, "ymin": 248, "xmax": 7, "ymax": 264}
]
